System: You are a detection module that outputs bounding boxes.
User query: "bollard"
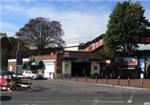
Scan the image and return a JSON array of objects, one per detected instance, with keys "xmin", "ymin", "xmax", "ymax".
[
  {"xmin": 106, "ymin": 76, "xmax": 108, "ymax": 84},
  {"xmin": 69, "ymin": 75, "xmax": 71, "ymax": 81},
  {"xmin": 76, "ymin": 74, "xmax": 78, "ymax": 81},
  {"xmin": 28, "ymin": 78, "xmax": 32, "ymax": 88},
  {"xmin": 117, "ymin": 76, "xmax": 120, "ymax": 85},
  {"xmin": 53, "ymin": 73, "xmax": 56, "ymax": 79},
  {"xmin": 61, "ymin": 74, "xmax": 64, "ymax": 80},
  {"xmin": 96, "ymin": 75, "xmax": 98, "ymax": 83},
  {"xmin": 85, "ymin": 75, "xmax": 87, "ymax": 82},
  {"xmin": 128, "ymin": 77, "xmax": 130, "ymax": 87},
  {"xmin": 141, "ymin": 78, "xmax": 144, "ymax": 88}
]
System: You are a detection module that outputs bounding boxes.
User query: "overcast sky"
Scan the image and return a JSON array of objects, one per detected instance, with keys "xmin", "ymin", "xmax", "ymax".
[{"xmin": 1, "ymin": 0, "xmax": 150, "ymax": 44}]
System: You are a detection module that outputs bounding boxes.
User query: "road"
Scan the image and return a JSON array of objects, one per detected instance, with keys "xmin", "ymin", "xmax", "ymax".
[{"xmin": 1, "ymin": 79, "xmax": 150, "ymax": 105}]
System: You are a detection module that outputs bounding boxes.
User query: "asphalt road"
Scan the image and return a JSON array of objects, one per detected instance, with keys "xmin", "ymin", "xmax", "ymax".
[{"xmin": 1, "ymin": 79, "xmax": 150, "ymax": 105}]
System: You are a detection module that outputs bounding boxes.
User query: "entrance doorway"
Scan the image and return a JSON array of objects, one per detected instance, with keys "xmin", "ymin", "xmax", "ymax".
[
  {"xmin": 71, "ymin": 61, "xmax": 91, "ymax": 77},
  {"xmin": 147, "ymin": 65, "xmax": 150, "ymax": 78}
]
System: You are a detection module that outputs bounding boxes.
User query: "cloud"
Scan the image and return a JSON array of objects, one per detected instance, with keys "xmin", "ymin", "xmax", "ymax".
[
  {"xmin": 0, "ymin": 22, "xmax": 20, "ymax": 36},
  {"xmin": 60, "ymin": 13, "xmax": 110, "ymax": 43},
  {"xmin": 145, "ymin": 9, "xmax": 150, "ymax": 21},
  {"xmin": 3, "ymin": 4, "xmax": 110, "ymax": 43},
  {"xmin": 3, "ymin": 1, "xmax": 150, "ymax": 44}
]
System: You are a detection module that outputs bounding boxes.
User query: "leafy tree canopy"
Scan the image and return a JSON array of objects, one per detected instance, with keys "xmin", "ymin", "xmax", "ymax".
[
  {"xmin": 104, "ymin": 1, "xmax": 150, "ymax": 57},
  {"xmin": 16, "ymin": 17, "xmax": 65, "ymax": 53},
  {"xmin": 0, "ymin": 32, "xmax": 7, "ymax": 37}
]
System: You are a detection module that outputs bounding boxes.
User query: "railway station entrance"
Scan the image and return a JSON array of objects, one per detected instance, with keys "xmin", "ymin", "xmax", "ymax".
[{"xmin": 71, "ymin": 61, "xmax": 91, "ymax": 77}]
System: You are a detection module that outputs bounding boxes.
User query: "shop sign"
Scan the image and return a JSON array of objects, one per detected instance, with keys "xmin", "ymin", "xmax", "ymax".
[
  {"xmin": 63, "ymin": 52, "xmax": 70, "ymax": 58},
  {"xmin": 106, "ymin": 60, "xmax": 111, "ymax": 64},
  {"xmin": 115, "ymin": 57, "xmax": 138, "ymax": 66}
]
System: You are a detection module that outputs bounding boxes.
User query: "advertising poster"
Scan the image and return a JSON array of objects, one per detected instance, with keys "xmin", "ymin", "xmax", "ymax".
[{"xmin": 139, "ymin": 58, "xmax": 145, "ymax": 79}]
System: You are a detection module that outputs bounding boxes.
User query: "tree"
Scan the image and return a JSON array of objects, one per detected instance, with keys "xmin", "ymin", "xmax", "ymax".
[
  {"xmin": 104, "ymin": 1, "xmax": 150, "ymax": 57},
  {"xmin": 0, "ymin": 32, "xmax": 7, "ymax": 37},
  {"xmin": 16, "ymin": 17, "xmax": 65, "ymax": 53},
  {"xmin": 8, "ymin": 37, "xmax": 30, "ymax": 58},
  {"xmin": 0, "ymin": 33, "xmax": 11, "ymax": 69}
]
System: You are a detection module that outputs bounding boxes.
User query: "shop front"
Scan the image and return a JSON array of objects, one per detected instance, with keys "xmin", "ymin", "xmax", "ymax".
[{"xmin": 56, "ymin": 51, "xmax": 102, "ymax": 78}]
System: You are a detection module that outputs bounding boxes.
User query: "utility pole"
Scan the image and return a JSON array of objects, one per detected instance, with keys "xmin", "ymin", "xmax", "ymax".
[{"xmin": 16, "ymin": 41, "xmax": 22, "ymax": 74}]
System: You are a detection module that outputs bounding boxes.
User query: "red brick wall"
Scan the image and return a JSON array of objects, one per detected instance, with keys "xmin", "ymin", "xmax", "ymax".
[{"xmin": 30, "ymin": 53, "xmax": 57, "ymax": 61}]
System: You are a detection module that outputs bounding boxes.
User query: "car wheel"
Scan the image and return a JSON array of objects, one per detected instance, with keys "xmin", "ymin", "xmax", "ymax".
[{"xmin": 32, "ymin": 76, "xmax": 36, "ymax": 80}]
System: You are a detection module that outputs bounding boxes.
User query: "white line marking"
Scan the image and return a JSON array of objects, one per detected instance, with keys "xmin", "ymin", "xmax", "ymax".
[
  {"xmin": 35, "ymin": 100, "xmax": 76, "ymax": 103},
  {"xmin": 92, "ymin": 98, "xmax": 99, "ymax": 105},
  {"xmin": 11, "ymin": 101, "xmax": 29, "ymax": 103},
  {"xmin": 144, "ymin": 102, "xmax": 150, "ymax": 105},
  {"xmin": 35, "ymin": 100, "xmax": 125, "ymax": 103},
  {"xmin": 81, "ymin": 100, "xmax": 125, "ymax": 103},
  {"xmin": 9, "ymin": 100, "xmax": 126, "ymax": 104},
  {"xmin": 127, "ymin": 90, "xmax": 136, "ymax": 103},
  {"xmin": 20, "ymin": 104, "xmax": 29, "ymax": 105}
]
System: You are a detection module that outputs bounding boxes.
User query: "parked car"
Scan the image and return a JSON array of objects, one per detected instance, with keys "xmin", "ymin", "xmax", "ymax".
[
  {"xmin": 0, "ymin": 71, "xmax": 11, "ymax": 91},
  {"xmin": 0, "ymin": 71, "xmax": 16, "ymax": 79},
  {"xmin": 22, "ymin": 70, "xmax": 43, "ymax": 79}
]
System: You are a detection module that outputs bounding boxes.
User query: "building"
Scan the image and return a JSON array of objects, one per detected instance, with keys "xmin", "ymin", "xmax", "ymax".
[
  {"xmin": 56, "ymin": 51, "xmax": 102, "ymax": 78},
  {"xmin": 0, "ymin": 34, "xmax": 13, "ymax": 69},
  {"xmin": 80, "ymin": 34, "xmax": 150, "ymax": 79},
  {"xmin": 8, "ymin": 34, "xmax": 150, "ymax": 79}
]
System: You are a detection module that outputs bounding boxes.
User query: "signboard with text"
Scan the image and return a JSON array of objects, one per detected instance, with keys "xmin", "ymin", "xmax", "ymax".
[{"xmin": 115, "ymin": 57, "xmax": 138, "ymax": 66}]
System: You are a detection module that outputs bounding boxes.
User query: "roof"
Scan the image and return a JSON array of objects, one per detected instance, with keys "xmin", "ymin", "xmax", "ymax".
[{"xmin": 79, "ymin": 34, "xmax": 105, "ymax": 49}]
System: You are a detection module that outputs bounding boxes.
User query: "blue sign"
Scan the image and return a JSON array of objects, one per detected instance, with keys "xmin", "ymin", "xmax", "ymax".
[
  {"xmin": 139, "ymin": 58, "xmax": 145, "ymax": 79},
  {"xmin": 139, "ymin": 58, "xmax": 145, "ymax": 72},
  {"xmin": 16, "ymin": 51, "xmax": 22, "ymax": 65}
]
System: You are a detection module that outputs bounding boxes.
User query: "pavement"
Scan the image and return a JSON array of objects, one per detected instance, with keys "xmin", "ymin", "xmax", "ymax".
[
  {"xmin": 1, "ymin": 79, "xmax": 150, "ymax": 105},
  {"xmin": 59, "ymin": 77, "xmax": 150, "ymax": 89}
]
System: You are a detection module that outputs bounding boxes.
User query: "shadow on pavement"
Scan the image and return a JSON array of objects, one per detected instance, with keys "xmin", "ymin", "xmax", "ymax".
[{"xmin": 1, "ymin": 96, "xmax": 12, "ymax": 101}]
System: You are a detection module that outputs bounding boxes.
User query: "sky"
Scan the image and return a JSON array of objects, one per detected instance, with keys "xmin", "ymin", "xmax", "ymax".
[{"xmin": 1, "ymin": 0, "xmax": 150, "ymax": 45}]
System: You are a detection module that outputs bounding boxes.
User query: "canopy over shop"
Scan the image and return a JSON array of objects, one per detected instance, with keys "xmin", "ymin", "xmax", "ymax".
[{"xmin": 23, "ymin": 60, "xmax": 45, "ymax": 73}]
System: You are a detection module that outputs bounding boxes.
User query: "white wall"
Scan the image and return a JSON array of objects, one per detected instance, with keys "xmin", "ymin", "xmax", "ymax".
[
  {"xmin": 64, "ymin": 43, "xmax": 80, "ymax": 51},
  {"xmin": 43, "ymin": 60, "xmax": 56, "ymax": 78}
]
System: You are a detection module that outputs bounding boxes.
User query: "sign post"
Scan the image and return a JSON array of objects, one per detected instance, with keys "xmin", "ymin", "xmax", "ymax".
[{"xmin": 16, "ymin": 50, "xmax": 23, "ymax": 74}]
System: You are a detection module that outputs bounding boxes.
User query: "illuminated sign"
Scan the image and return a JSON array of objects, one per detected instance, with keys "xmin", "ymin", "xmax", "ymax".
[{"xmin": 106, "ymin": 60, "xmax": 111, "ymax": 64}]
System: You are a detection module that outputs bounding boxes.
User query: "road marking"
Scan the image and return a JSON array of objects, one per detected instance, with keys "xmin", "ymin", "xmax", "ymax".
[
  {"xmin": 81, "ymin": 100, "xmax": 125, "ymax": 103},
  {"xmin": 144, "ymin": 102, "xmax": 150, "ymax": 105},
  {"xmin": 11, "ymin": 101, "xmax": 29, "ymax": 103},
  {"xmin": 20, "ymin": 104, "xmax": 36, "ymax": 105},
  {"xmin": 8, "ymin": 99, "xmax": 126, "ymax": 104},
  {"xmin": 127, "ymin": 90, "xmax": 136, "ymax": 103},
  {"xmin": 20, "ymin": 104, "xmax": 29, "ymax": 105},
  {"xmin": 35, "ymin": 100, "xmax": 125, "ymax": 103},
  {"xmin": 92, "ymin": 98, "xmax": 99, "ymax": 105}
]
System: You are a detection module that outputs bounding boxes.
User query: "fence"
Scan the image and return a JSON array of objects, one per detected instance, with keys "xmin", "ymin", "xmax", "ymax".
[{"xmin": 58, "ymin": 75, "xmax": 150, "ymax": 88}]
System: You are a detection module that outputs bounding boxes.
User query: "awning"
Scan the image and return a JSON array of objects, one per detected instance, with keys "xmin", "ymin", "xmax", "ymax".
[
  {"xmin": 31, "ymin": 61, "xmax": 43, "ymax": 66},
  {"xmin": 22, "ymin": 62, "xmax": 28, "ymax": 68}
]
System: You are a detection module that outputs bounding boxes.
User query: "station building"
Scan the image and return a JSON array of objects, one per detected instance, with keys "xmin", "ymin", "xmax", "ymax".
[{"xmin": 7, "ymin": 34, "xmax": 150, "ymax": 79}]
